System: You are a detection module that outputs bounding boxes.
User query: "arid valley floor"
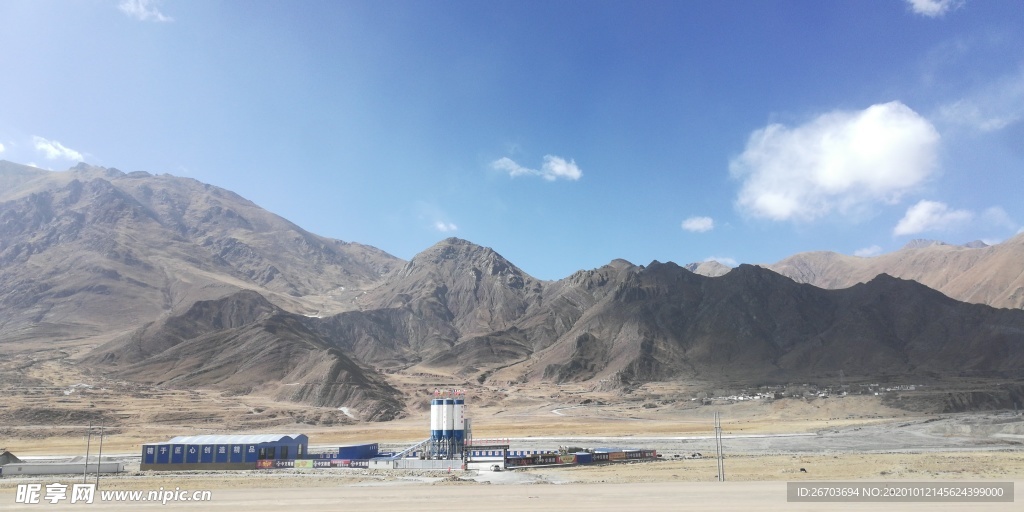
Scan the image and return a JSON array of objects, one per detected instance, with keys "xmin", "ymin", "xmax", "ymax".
[{"xmin": 2, "ymin": 350, "xmax": 1022, "ymax": 510}]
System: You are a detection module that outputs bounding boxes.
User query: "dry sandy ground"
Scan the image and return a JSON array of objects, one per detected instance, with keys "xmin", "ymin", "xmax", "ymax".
[
  {"xmin": 3, "ymin": 438, "xmax": 1021, "ymax": 510},
  {"xmin": 1, "ymin": 475, "xmax": 1020, "ymax": 511}
]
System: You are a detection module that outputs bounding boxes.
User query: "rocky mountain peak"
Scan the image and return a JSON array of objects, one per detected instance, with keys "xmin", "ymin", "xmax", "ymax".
[
  {"xmin": 400, "ymin": 237, "xmax": 531, "ymax": 286},
  {"xmin": 683, "ymin": 260, "xmax": 733, "ymax": 277},
  {"xmin": 70, "ymin": 162, "xmax": 125, "ymax": 179},
  {"xmin": 179, "ymin": 289, "xmax": 280, "ymax": 329},
  {"xmin": 420, "ymin": 237, "xmax": 500, "ymax": 263},
  {"xmin": 607, "ymin": 258, "xmax": 635, "ymax": 269},
  {"xmin": 363, "ymin": 238, "xmax": 543, "ymax": 338},
  {"xmin": 902, "ymin": 239, "xmax": 948, "ymax": 250}
]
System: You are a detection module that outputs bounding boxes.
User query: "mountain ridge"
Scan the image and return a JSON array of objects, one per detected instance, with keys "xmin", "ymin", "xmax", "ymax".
[
  {"xmin": 767, "ymin": 233, "xmax": 1024, "ymax": 309},
  {"xmin": 4, "ymin": 162, "xmax": 1023, "ymax": 420},
  {"xmin": 0, "ymin": 162, "xmax": 401, "ymax": 345}
]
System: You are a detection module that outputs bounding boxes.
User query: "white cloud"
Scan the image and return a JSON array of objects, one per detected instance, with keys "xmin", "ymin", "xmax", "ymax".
[
  {"xmin": 434, "ymin": 221, "xmax": 458, "ymax": 233},
  {"xmin": 906, "ymin": 0, "xmax": 964, "ymax": 18},
  {"xmin": 854, "ymin": 245, "xmax": 884, "ymax": 258},
  {"xmin": 681, "ymin": 216, "xmax": 714, "ymax": 233},
  {"xmin": 414, "ymin": 201, "xmax": 458, "ymax": 233},
  {"xmin": 982, "ymin": 206, "xmax": 1015, "ymax": 230},
  {"xmin": 939, "ymin": 68, "xmax": 1024, "ymax": 132},
  {"xmin": 731, "ymin": 101, "xmax": 940, "ymax": 222},
  {"xmin": 32, "ymin": 136, "xmax": 84, "ymax": 161},
  {"xmin": 704, "ymin": 256, "xmax": 737, "ymax": 267},
  {"xmin": 893, "ymin": 200, "xmax": 973, "ymax": 235},
  {"xmin": 541, "ymin": 155, "xmax": 583, "ymax": 181},
  {"xmin": 119, "ymin": 0, "xmax": 173, "ymax": 22},
  {"xmin": 0, "ymin": 142, "xmax": 5, "ymax": 153},
  {"xmin": 491, "ymin": 157, "xmax": 529, "ymax": 177},
  {"xmin": 492, "ymin": 155, "xmax": 582, "ymax": 182}
]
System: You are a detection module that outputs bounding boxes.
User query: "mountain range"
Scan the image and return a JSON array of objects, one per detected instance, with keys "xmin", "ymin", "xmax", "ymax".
[
  {"xmin": 3, "ymin": 161, "xmax": 1023, "ymax": 419},
  {"xmin": 766, "ymin": 238, "xmax": 1024, "ymax": 309},
  {"xmin": 0, "ymin": 160, "xmax": 397, "ymax": 345}
]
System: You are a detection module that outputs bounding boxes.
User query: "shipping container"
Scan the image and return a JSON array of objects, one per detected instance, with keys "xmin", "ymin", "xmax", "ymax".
[{"xmin": 573, "ymin": 452, "xmax": 593, "ymax": 464}]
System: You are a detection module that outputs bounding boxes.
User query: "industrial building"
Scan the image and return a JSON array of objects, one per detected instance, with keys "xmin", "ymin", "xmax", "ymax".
[{"xmin": 140, "ymin": 434, "xmax": 309, "ymax": 471}]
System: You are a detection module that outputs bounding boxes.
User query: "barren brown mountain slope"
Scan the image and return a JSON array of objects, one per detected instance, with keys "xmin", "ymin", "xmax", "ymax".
[
  {"xmin": 0, "ymin": 161, "xmax": 399, "ymax": 347},
  {"xmin": 310, "ymin": 240, "xmax": 1024, "ymax": 389},
  {"xmin": 767, "ymin": 235, "xmax": 1024, "ymax": 309},
  {"xmin": 82, "ymin": 290, "xmax": 404, "ymax": 419},
  {"xmin": 499, "ymin": 262, "xmax": 1024, "ymax": 386},
  {"xmin": 78, "ymin": 235, "xmax": 1024, "ymax": 415}
]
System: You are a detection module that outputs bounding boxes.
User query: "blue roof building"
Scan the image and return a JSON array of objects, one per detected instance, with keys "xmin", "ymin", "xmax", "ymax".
[{"xmin": 141, "ymin": 433, "xmax": 308, "ymax": 470}]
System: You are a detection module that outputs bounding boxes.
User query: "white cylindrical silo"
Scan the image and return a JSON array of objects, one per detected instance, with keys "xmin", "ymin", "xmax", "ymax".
[
  {"xmin": 442, "ymin": 398, "xmax": 455, "ymax": 440},
  {"xmin": 453, "ymin": 396, "xmax": 465, "ymax": 444},
  {"xmin": 430, "ymin": 398, "xmax": 443, "ymax": 441}
]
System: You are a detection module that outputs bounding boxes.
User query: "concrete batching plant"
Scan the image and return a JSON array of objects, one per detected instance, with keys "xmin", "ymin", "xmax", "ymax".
[
  {"xmin": 132, "ymin": 387, "xmax": 658, "ymax": 473},
  {"xmin": 425, "ymin": 389, "xmax": 467, "ymax": 460}
]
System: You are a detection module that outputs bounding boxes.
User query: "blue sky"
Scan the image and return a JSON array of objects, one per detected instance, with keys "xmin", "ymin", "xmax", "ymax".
[{"xmin": 1, "ymin": 0, "xmax": 1022, "ymax": 280}]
